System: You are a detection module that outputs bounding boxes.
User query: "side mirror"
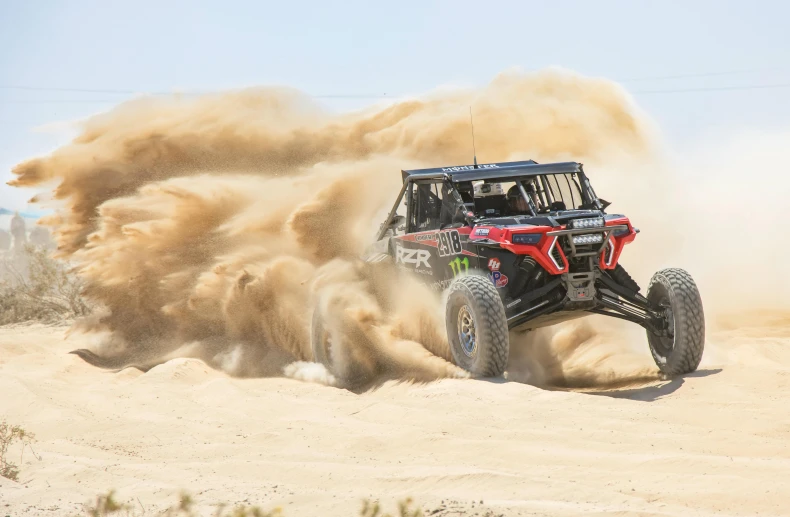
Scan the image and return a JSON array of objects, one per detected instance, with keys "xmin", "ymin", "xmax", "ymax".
[
  {"xmin": 388, "ymin": 214, "xmax": 406, "ymax": 228},
  {"xmin": 598, "ymin": 198, "xmax": 611, "ymax": 210},
  {"xmin": 379, "ymin": 214, "xmax": 407, "ymax": 238}
]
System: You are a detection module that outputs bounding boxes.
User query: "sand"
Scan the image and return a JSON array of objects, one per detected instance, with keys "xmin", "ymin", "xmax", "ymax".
[
  {"xmin": 2, "ymin": 319, "xmax": 789, "ymax": 517},
  {"xmin": 3, "ymin": 66, "xmax": 790, "ymax": 517}
]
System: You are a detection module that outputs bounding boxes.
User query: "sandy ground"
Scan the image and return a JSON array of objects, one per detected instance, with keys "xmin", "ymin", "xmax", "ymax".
[{"xmin": 2, "ymin": 320, "xmax": 790, "ymax": 517}]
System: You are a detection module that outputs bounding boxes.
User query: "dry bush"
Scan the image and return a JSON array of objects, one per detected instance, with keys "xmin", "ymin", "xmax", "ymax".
[
  {"xmin": 0, "ymin": 244, "xmax": 92, "ymax": 325},
  {"xmin": 82, "ymin": 491, "xmax": 133, "ymax": 517},
  {"xmin": 77, "ymin": 490, "xmax": 422, "ymax": 517},
  {"xmin": 0, "ymin": 420, "xmax": 36, "ymax": 482},
  {"xmin": 360, "ymin": 498, "xmax": 422, "ymax": 517}
]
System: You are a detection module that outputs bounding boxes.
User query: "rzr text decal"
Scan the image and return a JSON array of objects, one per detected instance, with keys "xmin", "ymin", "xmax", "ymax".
[{"xmin": 395, "ymin": 243, "xmax": 431, "ymax": 269}]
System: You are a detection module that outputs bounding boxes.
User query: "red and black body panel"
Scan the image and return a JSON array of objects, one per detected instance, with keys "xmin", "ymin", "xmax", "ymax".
[
  {"xmin": 391, "ymin": 226, "xmax": 482, "ymax": 291},
  {"xmin": 387, "ymin": 213, "xmax": 637, "ymax": 296},
  {"xmin": 467, "ymin": 215, "xmax": 637, "ymax": 274},
  {"xmin": 597, "ymin": 215, "xmax": 637, "ymax": 270},
  {"xmin": 367, "ymin": 158, "xmax": 668, "ymax": 336},
  {"xmin": 382, "ymin": 212, "xmax": 644, "ymax": 332}
]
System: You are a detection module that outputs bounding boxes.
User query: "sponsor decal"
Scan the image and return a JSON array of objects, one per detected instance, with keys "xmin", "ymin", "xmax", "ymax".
[
  {"xmin": 448, "ymin": 256, "xmax": 469, "ymax": 276},
  {"xmin": 441, "ymin": 164, "xmax": 499, "ymax": 172},
  {"xmin": 490, "ymin": 270, "xmax": 508, "ymax": 288},
  {"xmin": 395, "ymin": 243, "xmax": 431, "ymax": 269},
  {"xmin": 487, "ymin": 258, "xmax": 501, "ymax": 271},
  {"xmin": 475, "ymin": 228, "xmax": 490, "ymax": 236},
  {"xmin": 437, "ymin": 229, "xmax": 463, "ymax": 257},
  {"xmin": 430, "ymin": 279, "xmax": 454, "ymax": 291},
  {"xmin": 410, "ymin": 268, "xmax": 433, "ymax": 276},
  {"xmin": 415, "ymin": 233, "xmax": 436, "ymax": 242}
]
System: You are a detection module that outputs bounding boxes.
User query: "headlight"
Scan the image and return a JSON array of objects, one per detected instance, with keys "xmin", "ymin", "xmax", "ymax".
[
  {"xmin": 512, "ymin": 233, "xmax": 542, "ymax": 245},
  {"xmin": 569, "ymin": 217, "xmax": 604, "ymax": 229},
  {"xmin": 572, "ymin": 233, "xmax": 603, "ymax": 245}
]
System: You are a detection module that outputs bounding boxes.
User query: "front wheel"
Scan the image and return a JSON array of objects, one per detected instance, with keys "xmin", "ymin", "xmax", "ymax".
[
  {"xmin": 445, "ymin": 275, "xmax": 509, "ymax": 377},
  {"xmin": 646, "ymin": 268, "xmax": 705, "ymax": 376}
]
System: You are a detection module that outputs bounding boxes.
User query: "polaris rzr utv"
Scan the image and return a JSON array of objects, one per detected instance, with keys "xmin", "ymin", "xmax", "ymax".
[{"xmin": 312, "ymin": 160, "xmax": 704, "ymax": 380}]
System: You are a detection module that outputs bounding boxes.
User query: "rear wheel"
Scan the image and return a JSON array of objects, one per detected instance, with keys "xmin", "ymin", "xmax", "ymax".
[
  {"xmin": 311, "ymin": 303, "xmax": 332, "ymax": 367},
  {"xmin": 310, "ymin": 298, "xmax": 364, "ymax": 385},
  {"xmin": 645, "ymin": 268, "xmax": 705, "ymax": 376},
  {"xmin": 445, "ymin": 275, "xmax": 509, "ymax": 377}
]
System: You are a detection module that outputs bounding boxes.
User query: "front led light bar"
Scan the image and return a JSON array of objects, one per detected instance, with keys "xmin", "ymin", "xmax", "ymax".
[
  {"xmin": 572, "ymin": 233, "xmax": 604, "ymax": 245},
  {"xmin": 569, "ymin": 217, "xmax": 604, "ymax": 229}
]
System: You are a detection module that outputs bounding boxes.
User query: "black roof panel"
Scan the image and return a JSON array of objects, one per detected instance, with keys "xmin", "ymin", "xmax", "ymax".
[{"xmin": 401, "ymin": 160, "xmax": 582, "ymax": 182}]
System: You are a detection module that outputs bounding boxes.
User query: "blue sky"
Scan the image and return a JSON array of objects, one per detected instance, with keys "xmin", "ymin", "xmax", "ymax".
[{"xmin": 2, "ymin": 0, "xmax": 789, "ymax": 210}]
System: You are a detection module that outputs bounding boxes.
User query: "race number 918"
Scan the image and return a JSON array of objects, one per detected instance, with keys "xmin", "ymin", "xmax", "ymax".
[{"xmin": 438, "ymin": 230, "xmax": 462, "ymax": 257}]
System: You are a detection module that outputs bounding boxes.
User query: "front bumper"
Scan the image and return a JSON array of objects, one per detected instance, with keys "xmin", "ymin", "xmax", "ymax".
[{"xmin": 546, "ymin": 224, "xmax": 629, "ymax": 259}]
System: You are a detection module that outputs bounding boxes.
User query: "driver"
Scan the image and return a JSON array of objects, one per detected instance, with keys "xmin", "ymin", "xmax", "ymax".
[
  {"xmin": 506, "ymin": 185, "xmax": 528, "ymax": 214},
  {"xmin": 506, "ymin": 180, "xmax": 541, "ymax": 214}
]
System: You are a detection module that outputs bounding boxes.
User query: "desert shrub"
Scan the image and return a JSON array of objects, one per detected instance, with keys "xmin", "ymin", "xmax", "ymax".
[
  {"xmin": 361, "ymin": 498, "xmax": 422, "ymax": 517},
  {"xmin": 77, "ymin": 491, "xmax": 422, "ymax": 517},
  {"xmin": 83, "ymin": 490, "xmax": 133, "ymax": 517},
  {"xmin": 79, "ymin": 491, "xmax": 281, "ymax": 517},
  {"xmin": 0, "ymin": 420, "xmax": 36, "ymax": 482},
  {"xmin": 0, "ymin": 244, "xmax": 92, "ymax": 324}
]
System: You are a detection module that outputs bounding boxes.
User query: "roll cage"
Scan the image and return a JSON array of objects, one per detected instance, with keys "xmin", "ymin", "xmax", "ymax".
[{"xmin": 377, "ymin": 160, "xmax": 605, "ymax": 240}]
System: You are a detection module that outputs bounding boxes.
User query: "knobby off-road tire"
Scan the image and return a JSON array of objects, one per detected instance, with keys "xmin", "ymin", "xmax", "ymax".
[
  {"xmin": 646, "ymin": 268, "xmax": 705, "ymax": 376},
  {"xmin": 311, "ymin": 296, "xmax": 372, "ymax": 387},
  {"xmin": 445, "ymin": 275, "xmax": 509, "ymax": 377},
  {"xmin": 311, "ymin": 300, "xmax": 356, "ymax": 386},
  {"xmin": 311, "ymin": 302, "xmax": 332, "ymax": 369}
]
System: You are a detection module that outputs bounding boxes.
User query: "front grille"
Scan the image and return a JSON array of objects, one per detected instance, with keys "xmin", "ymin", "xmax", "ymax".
[{"xmin": 551, "ymin": 242, "xmax": 565, "ymax": 270}]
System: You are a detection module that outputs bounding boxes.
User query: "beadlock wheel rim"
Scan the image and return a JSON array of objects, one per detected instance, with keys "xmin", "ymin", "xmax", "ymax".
[{"xmin": 457, "ymin": 305, "xmax": 477, "ymax": 358}]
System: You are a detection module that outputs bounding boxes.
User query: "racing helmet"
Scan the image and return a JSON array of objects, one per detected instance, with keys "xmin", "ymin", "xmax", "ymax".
[
  {"xmin": 506, "ymin": 184, "xmax": 530, "ymax": 213},
  {"xmin": 508, "ymin": 180, "xmax": 543, "ymax": 213}
]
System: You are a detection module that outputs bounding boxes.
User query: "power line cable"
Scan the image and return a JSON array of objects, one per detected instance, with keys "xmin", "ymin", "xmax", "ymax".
[
  {"xmin": 616, "ymin": 67, "xmax": 785, "ymax": 83},
  {"xmin": 0, "ymin": 67, "xmax": 788, "ymax": 97},
  {"xmin": 630, "ymin": 83, "xmax": 790, "ymax": 94},
  {"xmin": 2, "ymin": 77, "xmax": 790, "ymax": 104},
  {"xmin": 0, "ymin": 85, "xmax": 390, "ymax": 98}
]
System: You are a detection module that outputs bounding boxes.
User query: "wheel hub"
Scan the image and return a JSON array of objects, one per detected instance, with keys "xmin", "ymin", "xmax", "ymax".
[
  {"xmin": 663, "ymin": 305, "xmax": 675, "ymax": 339},
  {"xmin": 457, "ymin": 305, "xmax": 477, "ymax": 358},
  {"xmin": 323, "ymin": 332, "xmax": 333, "ymax": 360}
]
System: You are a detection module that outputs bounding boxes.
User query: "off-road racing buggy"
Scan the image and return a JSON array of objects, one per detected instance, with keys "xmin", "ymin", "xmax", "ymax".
[{"xmin": 311, "ymin": 160, "xmax": 704, "ymax": 380}]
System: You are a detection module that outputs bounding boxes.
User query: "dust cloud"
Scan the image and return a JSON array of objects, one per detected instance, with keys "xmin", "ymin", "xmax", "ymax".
[{"xmin": 13, "ymin": 66, "xmax": 781, "ymax": 390}]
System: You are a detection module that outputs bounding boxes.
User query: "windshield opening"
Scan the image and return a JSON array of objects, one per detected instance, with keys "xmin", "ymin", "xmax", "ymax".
[{"xmin": 467, "ymin": 172, "xmax": 595, "ymax": 218}]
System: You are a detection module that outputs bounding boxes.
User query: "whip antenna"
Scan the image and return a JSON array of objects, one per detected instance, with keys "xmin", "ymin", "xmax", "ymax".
[{"xmin": 470, "ymin": 107, "xmax": 478, "ymax": 168}]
